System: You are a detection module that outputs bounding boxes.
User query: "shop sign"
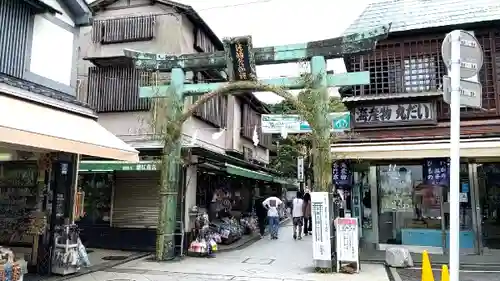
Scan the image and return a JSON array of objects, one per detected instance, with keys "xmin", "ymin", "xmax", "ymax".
[
  {"xmin": 79, "ymin": 161, "xmax": 158, "ymax": 172},
  {"xmin": 311, "ymin": 192, "xmax": 332, "ymax": 262},
  {"xmin": 424, "ymin": 158, "xmax": 450, "ymax": 186},
  {"xmin": 335, "ymin": 218, "xmax": 359, "ymax": 267},
  {"xmin": 353, "ymin": 102, "xmax": 437, "ymax": 128},
  {"xmin": 261, "ymin": 112, "xmax": 351, "ymax": 134},
  {"xmin": 332, "ymin": 160, "xmax": 352, "ymax": 186}
]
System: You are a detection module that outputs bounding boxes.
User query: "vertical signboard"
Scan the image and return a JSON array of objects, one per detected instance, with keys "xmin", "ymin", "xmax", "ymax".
[
  {"xmin": 297, "ymin": 156, "xmax": 304, "ymax": 182},
  {"xmin": 335, "ymin": 217, "xmax": 360, "ymax": 273},
  {"xmin": 311, "ymin": 192, "xmax": 332, "ymax": 268}
]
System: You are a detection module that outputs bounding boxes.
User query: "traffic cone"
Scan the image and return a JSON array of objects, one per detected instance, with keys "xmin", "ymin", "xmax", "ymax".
[
  {"xmin": 441, "ymin": 265, "xmax": 449, "ymax": 281},
  {"xmin": 421, "ymin": 250, "xmax": 435, "ymax": 281}
]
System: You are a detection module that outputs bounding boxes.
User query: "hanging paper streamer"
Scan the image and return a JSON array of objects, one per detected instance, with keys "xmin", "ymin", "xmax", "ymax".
[
  {"xmin": 424, "ymin": 158, "xmax": 450, "ymax": 186},
  {"xmin": 332, "ymin": 160, "xmax": 352, "ymax": 187}
]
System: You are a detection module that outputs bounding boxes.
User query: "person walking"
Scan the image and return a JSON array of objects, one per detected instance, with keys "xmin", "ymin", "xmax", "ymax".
[
  {"xmin": 303, "ymin": 188, "xmax": 312, "ymax": 236},
  {"xmin": 254, "ymin": 197, "xmax": 267, "ymax": 237},
  {"xmin": 262, "ymin": 194, "xmax": 283, "ymax": 239},
  {"xmin": 291, "ymin": 191, "xmax": 304, "ymax": 240}
]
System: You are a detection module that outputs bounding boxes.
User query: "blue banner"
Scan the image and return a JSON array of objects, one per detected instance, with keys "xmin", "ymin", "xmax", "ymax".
[
  {"xmin": 424, "ymin": 158, "xmax": 450, "ymax": 186},
  {"xmin": 332, "ymin": 160, "xmax": 352, "ymax": 187}
]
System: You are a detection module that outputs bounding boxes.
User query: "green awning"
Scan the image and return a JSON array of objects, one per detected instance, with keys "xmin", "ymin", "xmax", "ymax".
[
  {"xmin": 225, "ymin": 163, "xmax": 273, "ymax": 182},
  {"xmin": 79, "ymin": 161, "xmax": 158, "ymax": 172}
]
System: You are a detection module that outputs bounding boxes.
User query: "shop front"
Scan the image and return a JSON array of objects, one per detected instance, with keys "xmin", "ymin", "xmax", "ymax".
[
  {"xmin": 78, "ymin": 147, "xmax": 296, "ymax": 255},
  {"xmin": 76, "ymin": 161, "xmax": 159, "ymax": 251},
  {"xmin": 331, "ymin": 137, "xmax": 500, "ymax": 255},
  {"xmin": 0, "ymin": 93, "xmax": 139, "ymax": 279}
]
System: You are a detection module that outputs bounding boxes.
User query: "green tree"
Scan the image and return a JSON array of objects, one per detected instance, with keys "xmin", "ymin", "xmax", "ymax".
[{"xmin": 269, "ymin": 96, "xmax": 346, "ymax": 185}]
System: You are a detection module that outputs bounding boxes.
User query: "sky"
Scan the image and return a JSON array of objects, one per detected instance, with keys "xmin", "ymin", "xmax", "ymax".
[{"xmin": 88, "ymin": 0, "xmax": 373, "ymax": 103}]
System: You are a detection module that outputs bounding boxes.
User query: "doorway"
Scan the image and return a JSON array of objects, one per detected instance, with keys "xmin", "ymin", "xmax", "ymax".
[{"xmin": 477, "ymin": 164, "xmax": 500, "ymax": 249}]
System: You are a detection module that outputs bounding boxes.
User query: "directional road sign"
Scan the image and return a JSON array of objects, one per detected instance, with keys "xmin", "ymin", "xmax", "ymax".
[
  {"xmin": 442, "ymin": 75, "xmax": 482, "ymax": 108},
  {"xmin": 441, "ymin": 30, "xmax": 483, "ymax": 79}
]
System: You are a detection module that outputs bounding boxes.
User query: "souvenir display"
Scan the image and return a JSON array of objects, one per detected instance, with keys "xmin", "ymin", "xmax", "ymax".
[
  {"xmin": 51, "ymin": 224, "xmax": 88, "ymax": 275},
  {"xmin": 0, "ymin": 247, "xmax": 26, "ymax": 281},
  {"xmin": 0, "ymin": 165, "xmax": 38, "ymax": 244},
  {"xmin": 189, "ymin": 213, "xmax": 217, "ymax": 257}
]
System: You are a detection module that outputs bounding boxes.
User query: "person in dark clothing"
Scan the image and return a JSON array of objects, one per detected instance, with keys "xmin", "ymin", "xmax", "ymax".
[
  {"xmin": 302, "ymin": 189, "xmax": 312, "ymax": 235},
  {"xmin": 255, "ymin": 197, "xmax": 267, "ymax": 237}
]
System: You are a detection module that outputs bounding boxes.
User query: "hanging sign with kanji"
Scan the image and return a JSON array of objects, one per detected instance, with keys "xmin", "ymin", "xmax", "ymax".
[
  {"xmin": 332, "ymin": 160, "xmax": 352, "ymax": 186},
  {"xmin": 223, "ymin": 36, "xmax": 257, "ymax": 81}
]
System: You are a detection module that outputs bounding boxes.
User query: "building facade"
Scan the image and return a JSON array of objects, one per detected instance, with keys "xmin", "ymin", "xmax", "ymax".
[
  {"xmin": 76, "ymin": 0, "xmax": 289, "ymax": 251},
  {"xmin": 0, "ymin": 0, "xmax": 138, "ymax": 276},
  {"xmin": 334, "ymin": 0, "xmax": 500, "ymax": 255}
]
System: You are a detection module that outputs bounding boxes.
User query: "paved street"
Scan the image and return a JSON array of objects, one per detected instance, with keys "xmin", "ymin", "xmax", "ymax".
[
  {"xmin": 395, "ymin": 267, "xmax": 500, "ymax": 281},
  {"xmin": 66, "ymin": 222, "xmax": 391, "ymax": 281}
]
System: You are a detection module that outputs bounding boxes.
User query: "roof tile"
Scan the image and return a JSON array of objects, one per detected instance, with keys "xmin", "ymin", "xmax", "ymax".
[{"xmin": 343, "ymin": 0, "xmax": 500, "ymax": 35}]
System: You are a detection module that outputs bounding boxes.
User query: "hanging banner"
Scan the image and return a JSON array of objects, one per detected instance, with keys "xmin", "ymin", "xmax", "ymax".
[
  {"xmin": 424, "ymin": 158, "xmax": 450, "ymax": 186},
  {"xmin": 335, "ymin": 217, "xmax": 360, "ymax": 273},
  {"xmin": 332, "ymin": 160, "xmax": 352, "ymax": 186},
  {"xmin": 311, "ymin": 192, "xmax": 332, "ymax": 263}
]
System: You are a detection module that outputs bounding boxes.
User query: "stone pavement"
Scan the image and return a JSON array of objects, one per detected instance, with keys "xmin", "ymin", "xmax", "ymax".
[{"xmin": 65, "ymin": 222, "xmax": 391, "ymax": 281}]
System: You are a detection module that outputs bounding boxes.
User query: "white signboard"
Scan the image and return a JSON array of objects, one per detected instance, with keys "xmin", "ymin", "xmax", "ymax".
[
  {"xmin": 297, "ymin": 156, "xmax": 304, "ymax": 182},
  {"xmin": 261, "ymin": 112, "xmax": 350, "ymax": 134},
  {"xmin": 335, "ymin": 217, "xmax": 360, "ymax": 273},
  {"xmin": 442, "ymin": 75, "xmax": 482, "ymax": 109},
  {"xmin": 311, "ymin": 192, "xmax": 332, "ymax": 263}
]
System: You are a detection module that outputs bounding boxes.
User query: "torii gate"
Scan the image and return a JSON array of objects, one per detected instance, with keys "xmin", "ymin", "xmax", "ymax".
[{"xmin": 124, "ymin": 24, "xmax": 390, "ymax": 261}]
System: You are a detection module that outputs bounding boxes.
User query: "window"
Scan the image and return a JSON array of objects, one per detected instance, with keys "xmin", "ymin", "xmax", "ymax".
[
  {"xmin": 403, "ymin": 57, "xmax": 437, "ymax": 92},
  {"xmin": 92, "ymin": 15, "xmax": 156, "ymax": 44}
]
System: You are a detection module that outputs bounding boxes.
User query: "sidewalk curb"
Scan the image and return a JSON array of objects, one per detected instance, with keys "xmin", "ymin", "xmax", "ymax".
[
  {"xmin": 385, "ymin": 266, "xmax": 402, "ymax": 281},
  {"xmin": 53, "ymin": 252, "xmax": 150, "ymax": 281}
]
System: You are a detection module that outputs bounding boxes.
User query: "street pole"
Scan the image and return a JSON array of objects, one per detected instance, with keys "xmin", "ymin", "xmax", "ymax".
[{"xmin": 449, "ymin": 29, "xmax": 461, "ymax": 281}]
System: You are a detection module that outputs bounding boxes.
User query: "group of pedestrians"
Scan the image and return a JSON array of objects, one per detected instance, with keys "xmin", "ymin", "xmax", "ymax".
[{"xmin": 255, "ymin": 189, "xmax": 312, "ymax": 240}]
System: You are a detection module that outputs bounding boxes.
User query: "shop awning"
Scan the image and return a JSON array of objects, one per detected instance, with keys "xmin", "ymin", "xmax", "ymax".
[
  {"xmin": 330, "ymin": 138, "xmax": 500, "ymax": 159},
  {"xmin": 79, "ymin": 160, "xmax": 158, "ymax": 172},
  {"xmin": 225, "ymin": 163, "xmax": 274, "ymax": 181},
  {"xmin": 0, "ymin": 94, "xmax": 139, "ymax": 162}
]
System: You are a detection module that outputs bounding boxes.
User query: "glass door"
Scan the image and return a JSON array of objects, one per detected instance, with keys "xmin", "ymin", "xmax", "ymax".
[
  {"xmin": 377, "ymin": 164, "xmax": 445, "ymax": 249},
  {"xmin": 477, "ymin": 164, "xmax": 500, "ymax": 250}
]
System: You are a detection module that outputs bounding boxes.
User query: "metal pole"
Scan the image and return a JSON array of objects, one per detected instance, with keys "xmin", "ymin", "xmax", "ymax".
[{"xmin": 449, "ymin": 29, "xmax": 461, "ymax": 281}]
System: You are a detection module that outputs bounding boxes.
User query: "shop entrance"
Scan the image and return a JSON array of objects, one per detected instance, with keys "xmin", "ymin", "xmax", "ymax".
[{"xmin": 477, "ymin": 163, "xmax": 500, "ymax": 249}]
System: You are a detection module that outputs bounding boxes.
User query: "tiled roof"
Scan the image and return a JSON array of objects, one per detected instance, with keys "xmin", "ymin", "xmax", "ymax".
[
  {"xmin": 343, "ymin": 0, "xmax": 500, "ymax": 35},
  {"xmin": 0, "ymin": 73, "xmax": 91, "ymax": 108}
]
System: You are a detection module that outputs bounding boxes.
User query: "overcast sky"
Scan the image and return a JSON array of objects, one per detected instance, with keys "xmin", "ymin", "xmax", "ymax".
[{"xmin": 87, "ymin": 0, "xmax": 372, "ymax": 103}]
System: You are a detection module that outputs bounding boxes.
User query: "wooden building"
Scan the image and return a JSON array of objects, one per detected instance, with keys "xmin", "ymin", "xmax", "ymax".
[{"xmin": 334, "ymin": 0, "xmax": 500, "ymax": 255}]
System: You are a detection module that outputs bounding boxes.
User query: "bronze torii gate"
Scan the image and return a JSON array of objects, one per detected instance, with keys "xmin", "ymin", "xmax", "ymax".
[{"xmin": 124, "ymin": 24, "xmax": 390, "ymax": 261}]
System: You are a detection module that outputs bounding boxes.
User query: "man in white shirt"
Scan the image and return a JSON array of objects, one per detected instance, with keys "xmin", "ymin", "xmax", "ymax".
[
  {"xmin": 291, "ymin": 191, "xmax": 304, "ymax": 240},
  {"xmin": 262, "ymin": 195, "xmax": 283, "ymax": 239}
]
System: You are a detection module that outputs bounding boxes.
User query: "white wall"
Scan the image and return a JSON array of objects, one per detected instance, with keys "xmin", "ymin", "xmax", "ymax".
[
  {"xmin": 95, "ymin": 112, "xmax": 227, "ymax": 153},
  {"xmin": 39, "ymin": 0, "xmax": 75, "ymax": 26},
  {"xmin": 30, "ymin": 15, "xmax": 73, "ymax": 86}
]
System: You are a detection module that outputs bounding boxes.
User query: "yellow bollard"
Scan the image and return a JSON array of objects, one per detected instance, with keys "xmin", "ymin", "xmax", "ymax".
[
  {"xmin": 421, "ymin": 250, "xmax": 435, "ymax": 281},
  {"xmin": 441, "ymin": 265, "xmax": 449, "ymax": 281}
]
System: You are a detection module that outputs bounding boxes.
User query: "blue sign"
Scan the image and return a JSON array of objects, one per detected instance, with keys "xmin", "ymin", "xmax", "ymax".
[
  {"xmin": 332, "ymin": 160, "xmax": 352, "ymax": 186},
  {"xmin": 461, "ymin": 183, "xmax": 469, "ymax": 193},
  {"xmin": 424, "ymin": 158, "xmax": 450, "ymax": 186}
]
